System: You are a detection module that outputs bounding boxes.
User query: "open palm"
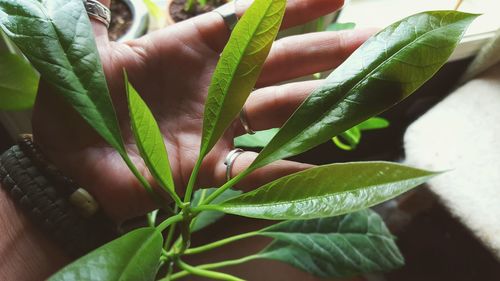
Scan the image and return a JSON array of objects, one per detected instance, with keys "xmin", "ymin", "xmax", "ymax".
[{"xmin": 32, "ymin": 0, "xmax": 372, "ymax": 221}]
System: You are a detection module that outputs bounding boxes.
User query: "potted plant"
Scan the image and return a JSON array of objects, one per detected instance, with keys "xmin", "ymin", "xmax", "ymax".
[{"xmin": 0, "ymin": 0, "xmax": 476, "ymax": 280}]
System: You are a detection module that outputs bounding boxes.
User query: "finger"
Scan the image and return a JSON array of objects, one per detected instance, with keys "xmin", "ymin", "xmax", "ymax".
[
  {"xmin": 215, "ymin": 151, "xmax": 313, "ymax": 190},
  {"xmin": 234, "ymin": 80, "xmax": 323, "ymax": 136},
  {"xmin": 89, "ymin": 0, "xmax": 110, "ymax": 48},
  {"xmin": 257, "ymin": 29, "xmax": 376, "ymax": 87},
  {"xmin": 169, "ymin": 0, "xmax": 345, "ymax": 52}
]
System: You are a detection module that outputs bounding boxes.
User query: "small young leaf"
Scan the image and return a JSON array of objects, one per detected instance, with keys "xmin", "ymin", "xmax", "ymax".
[
  {"xmin": 204, "ymin": 162, "xmax": 437, "ymax": 220},
  {"xmin": 191, "ymin": 188, "xmax": 242, "ymax": 232},
  {"xmin": 357, "ymin": 117, "xmax": 390, "ymax": 131},
  {"xmin": 258, "ymin": 209, "xmax": 403, "ymax": 278},
  {"xmin": 0, "ymin": 0, "xmax": 126, "ymax": 154},
  {"xmin": 0, "ymin": 52, "xmax": 38, "ymax": 110},
  {"xmin": 49, "ymin": 228, "xmax": 163, "ymax": 281},
  {"xmin": 333, "ymin": 117, "xmax": 389, "ymax": 150},
  {"xmin": 126, "ymin": 73, "xmax": 177, "ymax": 200},
  {"xmin": 249, "ymin": 11, "xmax": 477, "ymax": 170},
  {"xmin": 199, "ymin": 0, "xmax": 286, "ymax": 158},
  {"xmin": 234, "ymin": 128, "xmax": 279, "ymax": 148},
  {"xmin": 327, "ymin": 22, "xmax": 356, "ymax": 31}
]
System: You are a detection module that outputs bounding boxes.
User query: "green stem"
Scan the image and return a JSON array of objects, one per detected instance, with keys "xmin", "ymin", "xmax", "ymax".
[
  {"xmin": 164, "ymin": 206, "xmax": 179, "ymax": 249},
  {"xmin": 200, "ymin": 169, "xmax": 249, "ymax": 206},
  {"xmin": 121, "ymin": 154, "xmax": 183, "ymax": 207},
  {"xmin": 184, "ymin": 231, "xmax": 259, "ymax": 255},
  {"xmin": 183, "ymin": 157, "xmax": 203, "ymax": 203},
  {"xmin": 157, "ymin": 214, "xmax": 184, "ymax": 232},
  {"xmin": 175, "ymin": 260, "xmax": 245, "ymax": 281},
  {"xmin": 169, "ymin": 256, "xmax": 259, "ymax": 280}
]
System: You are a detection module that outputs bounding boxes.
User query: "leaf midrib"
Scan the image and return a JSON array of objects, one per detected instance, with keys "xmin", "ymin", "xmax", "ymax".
[
  {"xmin": 117, "ymin": 231, "xmax": 158, "ymax": 281},
  {"xmin": 220, "ymin": 176, "xmax": 431, "ymax": 210},
  {"xmin": 203, "ymin": 0, "xmax": 280, "ymax": 152},
  {"xmin": 260, "ymin": 12, "xmax": 458, "ymax": 162}
]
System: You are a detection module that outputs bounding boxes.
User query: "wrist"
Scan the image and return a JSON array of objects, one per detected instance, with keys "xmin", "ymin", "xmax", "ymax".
[{"xmin": 0, "ymin": 187, "xmax": 69, "ymax": 281}]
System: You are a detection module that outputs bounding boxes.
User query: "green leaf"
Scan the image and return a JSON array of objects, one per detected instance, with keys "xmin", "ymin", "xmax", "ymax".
[
  {"xmin": 334, "ymin": 127, "xmax": 362, "ymax": 151},
  {"xmin": 126, "ymin": 73, "xmax": 177, "ymax": 200},
  {"xmin": 199, "ymin": 0, "xmax": 286, "ymax": 158},
  {"xmin": 234, "ymin": 128, "xmax": 279, "ymax": 148},
  {"xmin": 0, "ymin": 52, "xmax": 38, "ymax": 110},
  {"xmin": 191, "ymin": 188, "xmax": 242, "ymax": 232},
  {"xmin": 0, "ymin": 0, "xmax": 126, "ymax": 154},
  {"xmin": 258, "ymin": 209, "xmax": 403, "ymax": 278},
  {"xmin": 249, "ymin": 11, "xmax": 477, "ymax": 170},
  {"xmin": 333, "ymin": 117, "xmax": 389, "ymax": 151},
  {"xmin": 357, "ymin": 117, "xmax": 390, "ymax": 131},
  {"xmin": 327, "ymin": 22, "xmax": 356, "ymax": 31},
  {"xmin": 205, "ymin": 162, "xmax": 437, "ymax": 220},
  {"xmin": 142, "ymin": 0, "xmax": 165, "ymax": 22},
  {"xmin": 49, "ymin": 228, "xmax": 163, "ymax": 281}
]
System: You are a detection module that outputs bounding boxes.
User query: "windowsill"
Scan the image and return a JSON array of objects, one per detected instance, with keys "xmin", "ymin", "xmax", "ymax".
[{"xmin": 338, "ymin": 0, "xmax": 500, "ymax": 61}]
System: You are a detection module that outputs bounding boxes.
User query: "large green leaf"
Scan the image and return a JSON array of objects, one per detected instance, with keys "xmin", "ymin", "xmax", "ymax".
[
  {"xmin": 234, "ymin": 128, "xmax": 279, "ymax": 148},
  {"xmin": 49, "ymin": 228, "xmax": 163, "ymax": 281},
  {"xmin": 199, "ymin": 0, "xmax": 286, "ymax": 158},
  {"xmin": 126, "ymin": 74, "xmax": 177, "ymax": 200},
  {"xmin": 0, "ymin": 0, "xmax": 125, "ymax": 154},
  {"xmin": 0, "ymin": 52, "xmax": 38, "ymax": 110},
  {"xmin": 258, "ymin": 209, "xmax": 403, "ymax": 278},
  {"xmin": 191, "ymin": 188, "xmax": 242, "ymax": 232},
  {"xmin": 249, "ymin": 11, "xmax": 477, "ymax": 170},
  {"xmin": 203, "ymin": 162, "xmax": 437, "ymax": 220}
]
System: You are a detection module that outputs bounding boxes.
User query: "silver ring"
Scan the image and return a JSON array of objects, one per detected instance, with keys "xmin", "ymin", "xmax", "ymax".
[
  {"xmin": 83, "ymin": 0, "xmax": 111, "ymax": 28},
  {"xmin": 239, "ymin": 106, "xmax": 255, "ymax": 135},
  {"xmin": 213, "ymin": 1, "xmax": 238, "ymax": 31},
  {"xmin": 224, "ymin": 149, "xmax": 245, "ymax": 181}
]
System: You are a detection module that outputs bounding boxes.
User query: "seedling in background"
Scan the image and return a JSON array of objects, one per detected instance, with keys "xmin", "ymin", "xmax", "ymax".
[{"xmin": 0, "ymin": 0, "xmax": 476, "ymax": 279}]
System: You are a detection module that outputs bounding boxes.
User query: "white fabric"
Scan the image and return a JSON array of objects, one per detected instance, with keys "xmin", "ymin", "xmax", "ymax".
[{"xmin": 404, "ymin": 63, "xmax": 500, "ymax": 260}]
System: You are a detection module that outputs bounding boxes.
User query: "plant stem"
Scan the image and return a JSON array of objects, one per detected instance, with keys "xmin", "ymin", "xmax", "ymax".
[
  {"xmin": 169, "ymin": 255, "xmax": 259, "ymax": 280},
  {"xmin": 454, "ymin": 0, "xmax": 463, "ymax": 10},
  {"xmin": 175, "ymin": 259, "xmax": 245, "ymax": 281},
  {"xmin": 164, "ymin": 206, "xmax": 179, "ymax": 249},
  {"xmin": 183, "ymin": 157, "xmax": 203, "ymax": 203},
  {"xmin": 200, "ymin": 169, "xmax": 249, "ymax": 206},
  {"xmin": 121, "ymin": 153, "xmax": 183, "ymax": 207},
  {"xmin": 184, "ymin": 231, "xmax": 260, "ymax": 255},
  {"xmin": 157, "ymin": 213, "xmax": 184, "ymax": 232}
]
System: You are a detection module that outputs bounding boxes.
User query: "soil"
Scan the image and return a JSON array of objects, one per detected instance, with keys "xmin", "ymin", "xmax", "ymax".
[
  {"xmin": 108, "ymin": 0, "xmax": 133, "ymax": 41},
  {"xmin": 169, "ymin": 0, "xmax": 227, "ymax": 23}
]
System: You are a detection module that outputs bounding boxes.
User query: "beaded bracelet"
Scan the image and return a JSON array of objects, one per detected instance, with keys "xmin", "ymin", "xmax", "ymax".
[{"xmin": 0, "ymin": 135, "xmax": 117, "ymax": 256}]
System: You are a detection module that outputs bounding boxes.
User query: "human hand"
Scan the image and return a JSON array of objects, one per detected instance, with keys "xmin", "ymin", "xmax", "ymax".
[{"xmin": 32, "ymin": 0, "xmax": 374, "ymax": 221}]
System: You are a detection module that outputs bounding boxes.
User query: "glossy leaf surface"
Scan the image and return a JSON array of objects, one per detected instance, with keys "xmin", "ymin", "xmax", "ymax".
[
  {"xmin": 0, "ymin": 0, "xmax": 125, "ymax": 154},
  {"xmin": 191, "ymin": 188, "xmax": 242, "ymax": 232},
  {"xmin": 250, "ymin": 11, "xmax": 477, "ymax": 170},
  {"xmin": 199, "ymin": 0, "xmax": 286, "ymax": 157},
  {"xmin": 126, "ymin": 75, "xmax": 176, "ymax": 197},
  {"xmin": 234, "ymin": 128, "xmax": 279, "ymax": 148},
  {"xmin": 207, "ymin": 162, "xmax": 437, "ymax": 220},
  {"xmin": 258, "ymin": 210, "xmax": 403, "ymax": 278},
  {"xmin": 0, "ymin": 52, "xmax": 38, "ymax": 110},
  {"xmin": 49, "ymin": 228, "xmax": 163, "ymax": 281}
]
